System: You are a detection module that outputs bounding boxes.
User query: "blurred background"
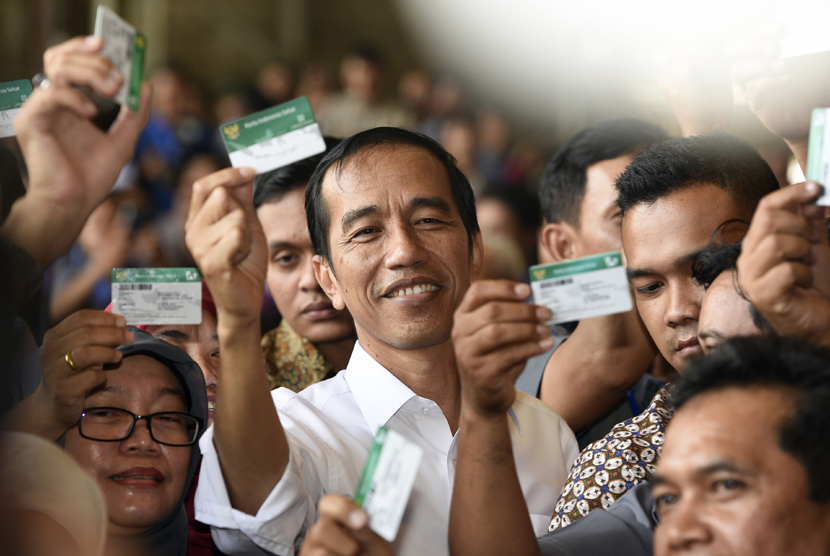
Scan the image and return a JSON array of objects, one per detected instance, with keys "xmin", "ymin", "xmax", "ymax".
[{"xmin": 0, "ymin": 0, "xmax": 818, "ymax": 337}]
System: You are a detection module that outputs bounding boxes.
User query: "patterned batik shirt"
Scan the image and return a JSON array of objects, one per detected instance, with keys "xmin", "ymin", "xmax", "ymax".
[
  {"xmin": 549, "ymin": 386, "xmax": 674, "ymax": 531},
  {"xmin": 261, "ymin": 320, "xmax": 337, "ymax": 392}
]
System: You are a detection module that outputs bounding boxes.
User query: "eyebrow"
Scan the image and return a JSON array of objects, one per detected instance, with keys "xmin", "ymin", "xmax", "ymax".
[
  {"xmin": 341, "ymin": 205, "xmax": 380, "ymax": 233},
  {"xmin": 153, "ymin": 329, "xmax": 190, "ymax": 342},
  {"xmin": 626, "ymin": 246, "xmax": 706, "ymax": 282},
  {"xmin": 340, "ymin": 196, "xmax": 454, "ymax": 234},
  {"xmin": 652, "ymin": 459, "xmax": 756, "ymax": 486},
  {"xmin": 267, "ymin": 240, "xmax": 298, "ymax": 253}
]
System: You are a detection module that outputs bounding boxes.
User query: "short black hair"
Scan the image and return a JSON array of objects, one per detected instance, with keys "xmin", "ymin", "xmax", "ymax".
[
  {"xmin": 616, "ymin": 132, "xmax": 780, "ymax": 218},
  {"xmin": 692, "ymin": 220, "xmax": 776, "ymax": 335},
  {"xmin": 305, "ymin": 127, "xmax": 479, "ymax": 265},
  {"xmin": 539, "ymin": 118, "xmax": 668, "ymax": 225},
  {"xmin": 478, "ymin": 187, "xmax": 542, "ymax": 233},
  {"xmin": 253, "ymin": 137, "xmax": 340, "ymax": 209},
  {"xmin": 673, "ymin": 336, "xmax": 830, "ymax": 503}
]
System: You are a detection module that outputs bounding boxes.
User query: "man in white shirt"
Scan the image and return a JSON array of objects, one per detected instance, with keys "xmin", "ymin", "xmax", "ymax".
[{"xmin": 185, "ymin": 127, "xmax": 578, "ymax": 555}]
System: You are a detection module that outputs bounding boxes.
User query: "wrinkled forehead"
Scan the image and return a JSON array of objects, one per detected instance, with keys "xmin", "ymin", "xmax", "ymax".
[{"xmin": 322, "ymin": 143, "xmax": 445, "ymax": 193}]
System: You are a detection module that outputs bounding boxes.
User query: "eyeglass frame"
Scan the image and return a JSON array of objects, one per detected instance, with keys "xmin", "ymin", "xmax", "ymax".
[{"xmin": 78, "ymin": 406, "xmax": 203, "ymax": 447}]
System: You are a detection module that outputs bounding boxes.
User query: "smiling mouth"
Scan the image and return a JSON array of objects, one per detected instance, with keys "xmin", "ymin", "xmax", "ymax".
[
  {"xmin": 385, "ymin": 284, "xmax": 441, "ymax": 298},
  {"xmin": 207, "ymin": 400, "xmax": 215, "ymax": 412}
]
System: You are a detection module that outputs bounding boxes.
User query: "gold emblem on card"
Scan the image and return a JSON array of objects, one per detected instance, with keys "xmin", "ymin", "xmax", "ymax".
[
  {"xmin": 532, "ymin": 269, "xmax": 547, "ymax": 281},
  {"xmin": 223, "ymin": 123, "xmax": 240, "ymax": 140}
]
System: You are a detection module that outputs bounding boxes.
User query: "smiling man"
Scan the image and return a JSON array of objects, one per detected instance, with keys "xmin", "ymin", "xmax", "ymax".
[{"xmin": 185, "ymin": 127, "xmax": 577, "ymax": 556}]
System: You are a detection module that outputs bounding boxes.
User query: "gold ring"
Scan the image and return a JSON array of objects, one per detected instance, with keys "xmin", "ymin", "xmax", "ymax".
[{"xmin": 65, "ymin": 351, "xmax": 79, "ymax": 371}]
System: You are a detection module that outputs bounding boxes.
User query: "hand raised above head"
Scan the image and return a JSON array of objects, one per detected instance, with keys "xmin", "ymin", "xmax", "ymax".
[
  {"xmin": 452, "ymin": 280, "xmax": 554, "ymax": 418},
  {"xmin": 185, "ymin": 167, "xmax": 268, "ymax": 330},
  {"xmin": 737, "ymin": 181, "xmax": 830, "ymax": 345}
]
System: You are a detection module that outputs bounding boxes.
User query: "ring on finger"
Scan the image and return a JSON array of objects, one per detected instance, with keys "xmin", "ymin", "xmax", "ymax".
[{"xmin": 65, "ymin": 351, "xmax": 79, "ymax": 371}]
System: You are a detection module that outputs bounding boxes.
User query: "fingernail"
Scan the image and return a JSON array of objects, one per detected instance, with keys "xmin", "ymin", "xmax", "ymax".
[
  {"xmin": 83, "ymin": 35, "xmax": 101, "ymax": 47},
  {"xmin": 114, "ymin": 315, "xmax": 126, "ymax": 327},
  {"xmin": 537, "ymin": 324, "xmax": 550, "ymax": 337},
  {"xmin": 348, "ymin": 510, "xmax": 367, "ymax": 529},
  {"xmin": 540, "ymin": 337, "xmax": 555, "ymax": 350},
  {"xmin": 239, "ymin": 167, "xmax": 256, "ymax": 178},
  {"xmin": 806, "ymin": 181, "xmax": 819, "ymax": 195},
  {"xmin": 514, "ymin": 283, "xmax": 531, "ymax": 298},
  {"xmin": 536, "ymin": 306, "xmax": 552, "ymax": 321}
]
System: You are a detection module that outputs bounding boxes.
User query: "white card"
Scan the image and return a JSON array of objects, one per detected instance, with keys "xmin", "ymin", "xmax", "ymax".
[
  {"xmin": 529, "ymin": 251, "xmax": 632, "ymax": 325},
  {"xmin": 94, "ymin": 5, "xmax": 146, "ymax": 111},
  {"xmin": 354, "ymin": 427, "xmax": 423, "ymax": 542},
  {"xmin": 111, "ymin": 268, "xmax": 202, "ymax": 325}
]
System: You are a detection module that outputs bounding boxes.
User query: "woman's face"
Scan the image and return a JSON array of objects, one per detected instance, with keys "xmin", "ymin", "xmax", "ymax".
[{"xmin": 64, "ymin": 355, "xmax": 192, "ymax": 537}]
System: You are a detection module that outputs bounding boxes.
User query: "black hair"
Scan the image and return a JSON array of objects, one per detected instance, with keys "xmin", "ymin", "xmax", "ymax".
[
  {"xmin": 616, "ymin": 132, "xmax": 780, "ymax": 218},
  {"xmin": 673, "ymin": 336, "xmax": 830, "ymax": 503},
  {"xmin": 305, "ymin": 127, "xmax": 479, "ymax": 265},
  {"xmin": 691, "ymin": 219, "xmax": 777, "ymax": 336},
  {"xmin": 539, "ymin": 118, "xmax": 668, "ymax": 225},
  {"xmin": 345, "ymin": 45, "xmax": 384, "ymax": 68},
  {"xmin": 253, "ymin": 137, "xmax": 340, "ymax": 209}
]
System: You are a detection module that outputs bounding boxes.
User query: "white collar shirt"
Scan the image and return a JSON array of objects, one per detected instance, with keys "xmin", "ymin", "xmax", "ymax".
[{"xmin": 196, "ymin": 341, "xmax": 578, "ymax": 556}]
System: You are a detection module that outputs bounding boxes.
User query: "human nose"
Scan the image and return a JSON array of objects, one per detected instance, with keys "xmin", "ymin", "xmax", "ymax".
[
  {"xmin": 384, "ymin": 224, "xmax": 428, "ymax": 269},
  {"xmin": 120, "ymin": 418, "xmax": 161, "ymax": 454},
  {"xmin": 664, "ymin": 279, "xmax": 703, "ymax": 328},
  {"xmin": 192, "ymin": 352, "xmax": 219, "ymax": 388},
  {"xmin": 658, "ymin": 497, "xmax": 713, "ymax": 552},
  {"xmin": 298, "ymin": 257, "xmax": 322, "ymax": 292}
]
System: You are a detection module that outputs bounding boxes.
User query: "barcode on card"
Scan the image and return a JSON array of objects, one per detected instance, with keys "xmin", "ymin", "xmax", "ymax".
[
  {"xmin": 118, "ymin": 283, "xmax": 153, "ymax": 290},
  {"xmin": 540, "ymin": 278, "xmax": 574, "ymax": 289}
]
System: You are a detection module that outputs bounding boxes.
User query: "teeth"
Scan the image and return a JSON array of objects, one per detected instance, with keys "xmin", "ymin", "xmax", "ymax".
[
  {"xmin": 388, "ymin": 284, "xmax": 440, "ymax": 298},
  {"xmin": 208, "ymin": 401, "xmax": 215, "ymax": 411}
]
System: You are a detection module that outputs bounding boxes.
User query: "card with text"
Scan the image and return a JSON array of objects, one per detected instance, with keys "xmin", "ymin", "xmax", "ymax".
[
  {"xmin": 111, "ymin": 268, "xmax": 202, "ymax": 325},
  {"xmin": 808, "ymin": 108, "xmax": 830, "ymax": 205},
  {"xmin": 220, "ymin": 96, "xmax": 326, "ymax": 175},
  {"xmin": 354, "ymin": 427, "xmax": 423, "ymax": 542},
  {"xmin": 0, "ymin": 79, "xmax": 33, "ymax": 138},
  {"xmin": 529, "ymin": 251, "xmax": 632, "ymax": 325},
  {"xmin": 94, "ymin": 5, "xmax": 146, "ymax": 111}
]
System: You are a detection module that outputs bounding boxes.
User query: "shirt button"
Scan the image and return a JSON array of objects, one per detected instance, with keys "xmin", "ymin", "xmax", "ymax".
[{"xmin": 422, "ymin": 407, "xmax": 430, "ymax": 415}]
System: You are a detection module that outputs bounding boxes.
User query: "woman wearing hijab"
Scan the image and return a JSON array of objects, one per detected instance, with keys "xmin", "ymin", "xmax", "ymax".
[{"xmin": 2, "ymin": 310, "xmax": 207, "ymax": 556}]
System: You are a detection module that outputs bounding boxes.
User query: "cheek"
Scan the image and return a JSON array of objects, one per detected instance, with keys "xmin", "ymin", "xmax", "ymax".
[{"xmin": 267, "ymin": 271, "xmax": 300, "ymax": 313}]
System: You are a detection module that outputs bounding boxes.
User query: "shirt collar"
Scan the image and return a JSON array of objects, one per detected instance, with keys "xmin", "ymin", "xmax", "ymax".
[{"xmin": 344, "ymin": 341, "xmax": 419, "ymax": 435}]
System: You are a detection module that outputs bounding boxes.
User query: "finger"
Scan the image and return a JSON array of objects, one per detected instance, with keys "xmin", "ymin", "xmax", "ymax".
[
  {"xmin": 59, "ymin": 324, "xmax": 135, "ymax": 352},
  {"xmin": 301, "ymin": 520, "xmax": 361, "ymax": 556},
  {"xmin": 65, "ymin": 345, "xmax": 124, "ymax": 371},
  {"xmin": 457, "ymin": 300, "xmax": 551, "ymax": 339},
  {"xmin": 319, "ymin": 495, "xmax": 367, "ymax": 529},
  {"xmin": 188, "ymin": 167, "xmax": 256, "ymax": 225},
  {"xmin": 731, "ymin": 58, "xmax": 787, "ymax": 91},
  {"xmin": 462, "ymin": 322, "xmax": 550, "ymax": 357},
  {"xmin": 193, "ymin": 213, "xmax": 251, "ymax": 276},
  {"xmin": 467, "ymin": 339, "xmax": 555, "ymax": 377},
  {"xmin": 185, "ymin": 188, "xmax": 247, "ymax": 255},
  {"xmin": 744, "ymin": 261, "xmax": 814, "ymax": 308},
  {"xmin": 107, "ymin": 81, "xmax": 153, "ymax": 156},
  {"xmin": 46, "ymin": 53, "xmax": 121, "ymax": 96},
  {"xmin": 456, "ymin": 280, "xmax": 533, "ymax": 314},
  {"xmin": 49, "ymin": 309, "xmax": 127, "ymax": 339},
  {"xmin": 43, "ymin": 36, "xmax": 104, "ymax": 72},
  {"xmin": 743, "ymin": 183, "xmax": 822, "ymax": 249},
  {"xmin": 742, "ymin": 233, "xmax": 815, "ymax": 280},
  {"xmin": 14, "ymin": 86, "xmax": 98, "ymax": 135}
]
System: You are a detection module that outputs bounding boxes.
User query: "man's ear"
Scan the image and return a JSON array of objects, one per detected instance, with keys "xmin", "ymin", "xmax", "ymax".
[
  {"xmin": 470, "ymin": 231, "xmax": 484, "ymax": 281},
  {"xmin": 313, "ymin": 254, "xmax": 345, "ymax": 310},
  {"xmin": 539, "ymin": 222, "xmax": 579, "ymax": 262}
]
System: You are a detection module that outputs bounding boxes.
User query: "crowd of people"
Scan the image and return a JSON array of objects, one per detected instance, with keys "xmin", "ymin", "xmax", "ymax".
[{"xmin": 1, "ymin": 18, "xmax": 830, "ymax": 556}]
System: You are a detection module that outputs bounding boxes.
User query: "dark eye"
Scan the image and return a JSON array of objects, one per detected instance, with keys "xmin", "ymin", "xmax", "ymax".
[
  {"xmin": 655, "ymin": 492, "xmax": 678, "ymax": 509},
  {"xmin": 714, "ymin": 478, "xmax": 741, "ymax": 492},
  {"xmin": 636, "ymin": 282, "xmax": 662, "ymax": 296},
  {"xmin": 211, "ymin": 350, "xmax": 220, "ymax": 360},
  {"xmin": 273, "ymin": 253, "xmax": 296, "ymax": 266}
]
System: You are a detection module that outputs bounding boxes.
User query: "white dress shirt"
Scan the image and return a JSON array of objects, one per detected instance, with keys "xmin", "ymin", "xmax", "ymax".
[{"xmin": 196, "ymin": 342, "xmax": 578, "ymax": 556}]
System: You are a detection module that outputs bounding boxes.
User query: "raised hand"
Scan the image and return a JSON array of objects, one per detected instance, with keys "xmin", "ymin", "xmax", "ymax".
[
  {"xmin": 2, "ymin": 310, "xmax": 133, "ymax": 440},
  {"xmin": 451, "ymin": 280, "xmax": 553, "ymax": 418},
  {"xmin": 2, "ymin": 35, "xmax": 151, "ymax": 267},
  {"xmin": 737, "ymin": 181, "xmax": 830, "ymax": 345},
  {"xmin": 184, "ymin": 167, "xmax": 267, "ymax": 330}
]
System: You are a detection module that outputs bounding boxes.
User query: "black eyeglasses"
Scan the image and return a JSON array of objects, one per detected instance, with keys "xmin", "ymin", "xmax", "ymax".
[{"xmin": 78, "ymin": 407, "xmax": 202, "ymax": 447}]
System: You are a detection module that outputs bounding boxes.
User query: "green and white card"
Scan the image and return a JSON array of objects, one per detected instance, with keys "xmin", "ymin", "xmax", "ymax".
[
  {"xmin": 111, "ymin": 268, "xmax": 202, "ymax": 325},
  {"xmin": 94, "ymin": 5, "xmax": 146, "ymax": 111},
  {"xmin": 354, "ymin": 426, "xmax": 423, "ymax": 542},
  {"xmin": 0, "ymin": 79, "xmax": 33, "ymax": 138},
  {"xmin": 219, "ymin": 96, "xmax": 326, "ymax": 175},
  {"xmin": 529, "ymin": 251, "xmax": 632, "ymax": 325},
  {"xmin": 808, "ymin": 108, "xmax": 830, "ymax": 205}
]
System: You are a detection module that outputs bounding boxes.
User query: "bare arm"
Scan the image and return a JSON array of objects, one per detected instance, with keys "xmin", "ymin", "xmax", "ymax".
[
  {"xmin": 185, "ymin": 167, "xmax": 289, "ymax": 515},
  {"xmin": 540, "ymin": 304, "xmax": 657, "ymax": 431},
  {"xmin": 450, "ymin": 280, "xmax": 549, "ymax": 556}
]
